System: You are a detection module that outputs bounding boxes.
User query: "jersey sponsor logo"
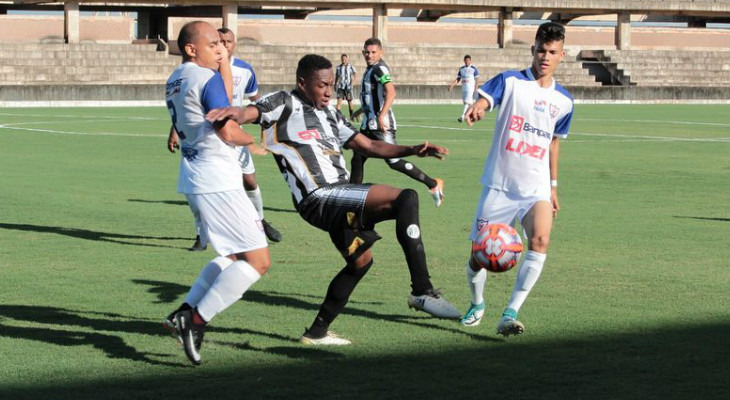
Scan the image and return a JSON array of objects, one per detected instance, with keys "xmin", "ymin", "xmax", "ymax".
[
  {"xmin": 297, "ymin": 129, "xmax": 322, "ymax": 141},
  {"xmin": 550, "ymin": 104, "xmax": 560, "ymax": 119},
  {"xmin": 508, "ymin": 115, "xmax": 551, "ymax": 139},
  {"xmin": 534, "ymin": 99, "xmax": 547, "ymax": 113},
  {"xmin": 165, "ymin": 79, "xmax": 182, "ymax": 97},
  {"xmin": 505, "ymin": 138, "xmax": 547, "ymax": 160},
  {"xmin": 181, "ymin": 146, "xmax": 198, "ymax": 161}
]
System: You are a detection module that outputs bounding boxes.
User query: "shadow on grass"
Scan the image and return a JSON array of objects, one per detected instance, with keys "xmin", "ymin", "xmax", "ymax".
[
  {"xmin": 673, "ymin": 215, "xmax": 730, "ymax": 222},
  {"xmin": 0, "ymin": 223, "xmax": 187, "ymax": 248},
  {"xmin": 132, "ymin": 279, "xmax": 189, "ymax": 304},
  {"xmin": 128, "ymin": 198, "xmax": 188, "ymax": 206},
  {"xmin": 1, "ymin": 319, "xmax": 727, "ymax": 400}
]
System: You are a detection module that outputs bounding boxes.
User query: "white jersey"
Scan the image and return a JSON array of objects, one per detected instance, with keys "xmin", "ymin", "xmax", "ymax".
[
  {"xmin": 477, "ymin": 68, "xmax": 574, "ymax": 198},
  {"xmin": 230, "ymin": 57, "xmax": 259, "ymax": 107},
  {"xmin": 457, "ymin": 64, "xmax": 480, "ymax": 86},
  {"xmin": 165, "ymin": 62, "xmax": 238, "ymax": 194}
]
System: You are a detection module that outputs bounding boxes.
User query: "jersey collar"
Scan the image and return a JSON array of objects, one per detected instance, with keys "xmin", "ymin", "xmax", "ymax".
[{"xmin": 525, "ymin": 67, "xmax": 555, "ymax": 90}]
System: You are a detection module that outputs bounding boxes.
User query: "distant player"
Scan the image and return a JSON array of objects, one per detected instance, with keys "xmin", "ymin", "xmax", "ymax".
[
  {"xmin": 460, "ymin": 22, "xmax": 574, "ymax": 336},
  {"xmin": 163, "ymin": 21, "xmax": 271, "ymax": 365},
  {"xmin": 206, "ymin": 54, "xmax": 461, "ymax": 346},
  {"xmin": 350, "ymin": 38, "xmax": 446, "ymax": 208},
  {"xmin": 448, "ymin": 55, "xmax": 480, "ymax": 123},
  {"xmin": 335, "ymin": 53, "xmax": 357, "ymax": 119},
  {"xmin": 168, "ymin": 28, "xmax": 282, "ymax": 250}
]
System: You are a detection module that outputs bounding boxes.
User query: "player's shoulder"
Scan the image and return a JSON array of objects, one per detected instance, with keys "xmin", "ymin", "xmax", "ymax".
[
  {"xmin": 553, "ymin": 82, "xmax": 574, "ymax": 102},
  {"xmin": 231, "ymin": 57, "xmax": 255, "ymax": 72}
]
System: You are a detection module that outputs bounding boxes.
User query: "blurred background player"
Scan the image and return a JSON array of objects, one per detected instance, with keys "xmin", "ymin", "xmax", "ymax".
[
  {"xmin": 335, "ymin": 53, "xmax": 357, "ymax": 119},
  {"xmin": 168, "ymin": 27, "xmax": 282, "ymax": 250},
  {"xmin": 206, "ymin": 54, "xmax": 461, "ymax": 346},
  {"xmin": 460, "ymin": 22, "xmax": 574, "ymax": 336},
  {"xmin": 448, "ymin": 55, "xmax": 480, "ymax": 123},
  {"xmin": 163, "ymin": 21, "xmax": 271, "ymax": 365},
  {"xmin": 350, "ymin": 38, "xmax": 445, "ymax": 208}
]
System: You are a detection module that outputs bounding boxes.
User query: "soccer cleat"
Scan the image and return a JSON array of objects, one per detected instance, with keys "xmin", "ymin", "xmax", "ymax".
[
  {"xmin": 429, "ymin": 178, "xmax": 445, "ymax": 208},
  {"xmin": 407, "ymin": 288, "xmax": 461, "ymax": 319},
  {"xmin": 300, "ymin": 330, "xmax": 351, "ymax": 346},
  {"xmin": 175, "ymin": 308, "xmax": 206, "ymax": 365},
  {"xmin": 460, "ymin": 302, "xmax": 485, "ymax": 327},
  {"xmin": 189, "ymin": 235, "xmax": 207, "ymax": 252},
  {"xmin": 163, "ymin": 308, "xmax": 184, "ymax": 344},
  {"xmin": 497, "ymin": 308, "xmax": 524, "ymax": 337},
  {"xmin": 262, "ymin": 219, "xmax": 282, "ymax": 243},
  {"xmin": 457, "ymin": 117, "xmax": 463, "ymax": 123}
]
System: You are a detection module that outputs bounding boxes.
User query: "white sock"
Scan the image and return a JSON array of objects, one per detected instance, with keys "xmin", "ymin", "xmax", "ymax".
[
  {"xmin": 466, "ymin": 262, "xmax": 487, "ymax": 306},
  {"xmin": 505, "ymin": 251, "xmax": 546, "ymax": 313},
  {"xmin": 196, "ymin": 260, "xmax": 261, "ymax": 322},
  {"xmin": 246, "ymin": 187, "xmax": 265, "ymax": 220},
  {"xmin": 184, "ymin": 256, "xmax": 233, "ymax": 307},
  {"xmin": 461, "ymin": 103, "xmax": 470, "ymax": 119}
]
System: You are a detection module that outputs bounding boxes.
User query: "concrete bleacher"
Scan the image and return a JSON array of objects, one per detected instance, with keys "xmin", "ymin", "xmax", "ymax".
[{"xmin": 601, "ymin": 49, "xmax": 730, "ymax": 87}]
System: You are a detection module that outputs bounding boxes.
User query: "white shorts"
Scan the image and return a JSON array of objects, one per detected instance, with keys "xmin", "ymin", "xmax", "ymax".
[
  {"xmin": 185, "ymin": 189, "xmax": 267, "ymax": 256},
  {"xmin": 237, "ymin": 146, "xmax": 256, "ymax": 175},
  {"xmin": 469, "ymin": 186, "xmax": 550, "ymax": 240},
  {"xmin": 461, "ymin": 84, "xmax": 475, "ymax": 104}
]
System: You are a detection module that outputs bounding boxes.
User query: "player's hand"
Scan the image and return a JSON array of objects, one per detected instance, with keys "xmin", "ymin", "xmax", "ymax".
[
  {"xmin": 167, "ymin": 128, "xmax": 180, "ymax": 153},
  {"xmin": 206, "ymin": 107, "xmax": 240, "ymax": 123},
  {"xmin": 248, "ymin": 143, "xmax": 269, "ymax": 156},
  {"xmin": 377, "ymin": 114, "xmax": 389, "ymax": 132},
  {"xmin": 551, "ymin": 188, "xmax": 560, "ymax": 218},
  {"xmin": 415, "ymin": 141, "xmax": 449, "ymax": 160},
  {"xmin": 464, "ymin": 105, "xmax": 484, "ymax": 127}
]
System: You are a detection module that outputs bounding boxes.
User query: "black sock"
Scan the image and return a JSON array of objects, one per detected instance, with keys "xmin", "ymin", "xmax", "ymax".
[
  {"xmin": 387, "ymin": 159, "xmax": 437, "ymax": 189},
  {"xmin": 307, "ymin": 260, "xmax": 373, "ymax": 338},
  {"xmin": 393, "ymin": 189, "xmax": 434, "ymax": 295},
  {"xmin": 350, "ymin": 153, "xmax": 367, "ymax": 184}
]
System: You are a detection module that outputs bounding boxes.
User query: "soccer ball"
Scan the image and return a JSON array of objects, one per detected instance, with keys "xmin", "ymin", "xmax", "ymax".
[{"xmin": 471, "ymin": 223, "xmax": 523, "ymax": 272}]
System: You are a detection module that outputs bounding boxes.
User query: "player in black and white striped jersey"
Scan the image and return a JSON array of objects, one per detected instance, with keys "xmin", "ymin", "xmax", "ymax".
[
  {"xmin": 352, "ymin": 38, "xmax": 446, "ymax": 208},
  {"xmin": 206, "ymin": 54, "xmax": 461, "ymax": 345},
  {"xmin": 335, "ymin": 53, "xmax": 357, "ymax": 119}
]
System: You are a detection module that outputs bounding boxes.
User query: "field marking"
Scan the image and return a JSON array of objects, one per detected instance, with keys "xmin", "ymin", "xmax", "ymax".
[
  {"xmin": 0, "ymin": 125, "xmax": 160, "ymax": 138},
  {"xmin": 0, "ymin": 112, "xmax": 164, "ymax": 121}
]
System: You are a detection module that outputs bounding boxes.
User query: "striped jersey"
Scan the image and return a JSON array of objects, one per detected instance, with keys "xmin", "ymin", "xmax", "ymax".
[
  {"xmin": 477, "ymin": 68, "xmax": 574, "ymax": 198},
  {"xmin": 359, "ymin": 59, "xmax": 396, "ymax": 132},
  {"xmin": 230, "ymin": 57, "xmax": 258, "ymax": 107},
  {"xmin": 254, "ymin": 90, "xmax": 359, "ymax": 206},
  {"xmin": 335, "ymin": 63, "xmax": 356, "ymax": 90},
  {"xmin": 457, "ymin": 64, "xmax": 480, "ymax": 86},
  {"xmin": 165, "ymin": 62, "xmax": 237, "ymax": 194}
]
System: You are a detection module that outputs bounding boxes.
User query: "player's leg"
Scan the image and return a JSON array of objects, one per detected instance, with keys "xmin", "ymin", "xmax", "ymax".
[
  {"xmin": 460, "ymin": 85, "xmax": 474, "ymax": 122},
  {"xmin": 363, "ymin": 184, "xmax": 460, "ymax": 318},
  {"xmin": 498, "ymin": 199, "xmax": 553, "ymax": 336},
  {"xmin": 346, "ymin": 91, "xmax": 355, "ymax": 117},
  {"xmin": 349, "ymin": 149, "xmax": 368, "ymax": 184},
  {"xmin": 187, "ymin": 197, "xmax": 207, "ymax": 251},
  {"xmin": 240, "ymin": 147, "xmax": 282, "ymax": 242}
]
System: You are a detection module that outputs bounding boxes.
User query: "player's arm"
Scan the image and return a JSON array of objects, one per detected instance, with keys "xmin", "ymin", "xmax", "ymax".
[
  {"xmin": 167, "ymin": 125, "xmax": 180, "ymax": 153},
  {"xmin": 448, "ymin": 76, "xmax": 460, "ymax": 90},
  {"xmin": 206, "ymin": 105, "xmax": 260, "ymax": 126},
  {"xmin": 377, "ymin": 81, "xmax": 396, "ymax": 132},
  {"xmin": 549, "ymin": 136, "xmax": 561, "ymax": 217},
  {"xmin": 348, "ymin": 133, "xmax": 448, "ymax": 160},
  {"xmin": 214, "ymin": 119, "xmax": 254, "ymax": 147},
  {"xmin": 465, "ymin": 96, "xmax": 491, "ymax": 126}
]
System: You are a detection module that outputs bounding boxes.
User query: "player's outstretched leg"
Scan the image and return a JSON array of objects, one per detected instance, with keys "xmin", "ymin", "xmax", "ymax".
[
  {"xmin": 385, "ymin": 159, "xmax": 444, "ymax": 208},
  {"xmin": 461, "ymin": 261, "xmax": 487, "ymax": 326}
]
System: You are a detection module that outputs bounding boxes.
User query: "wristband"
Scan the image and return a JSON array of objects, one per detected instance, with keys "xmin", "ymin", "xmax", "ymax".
[{"xmin": 550, "ymin": 180, "xmax": 558, "ymax": 187}]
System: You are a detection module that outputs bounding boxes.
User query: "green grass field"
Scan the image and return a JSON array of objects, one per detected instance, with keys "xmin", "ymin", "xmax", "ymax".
[{"xmin": 0, "ymin": 104, "xmax": 728, "ymax": 399}]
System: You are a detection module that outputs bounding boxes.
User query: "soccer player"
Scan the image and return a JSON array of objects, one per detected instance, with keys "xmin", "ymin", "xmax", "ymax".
[
  {"xmin": 167, "ymin": 28, "xmax": 282, "ymax": 250},
  {"xmin": 335, "ymin": 53, "xmax": 357, "ymax": 119},
  {"xmin": 350, "ymin": 38, "xmax": 446, "ymax": 208},
  {"xmin": 163, "ymin": 21, "xmax": 271, "ymax": 365},
  {"xmin": 448, "ymin": 55, "xmax": 480, "ymax": 123},
  {"xmin": 460, "ymin": 22, "xmax": 574, "ymax": 336},
  {"xmin": 206, "ymin": 54, "xmax": 461, "ymax": 346}
]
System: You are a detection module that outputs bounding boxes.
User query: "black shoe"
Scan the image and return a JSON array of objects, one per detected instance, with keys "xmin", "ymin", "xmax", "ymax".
[
  {"xmin": 188, "ymin": 235, "xmax": 207, "ymax": 251},
  {"xmin": 163, "ymin": 303, "xmax": 191, "ymax": 343},
  {"xmin": 457, "ymin": 117, "xmax": 463, "ymax": 123},
  {"xmin": 175, "ymin": 308, "xmax": 206, "ymax": 365},
  {"xmin": 262, "ymin": 219, "xmax": 282, "ymax": 242}
]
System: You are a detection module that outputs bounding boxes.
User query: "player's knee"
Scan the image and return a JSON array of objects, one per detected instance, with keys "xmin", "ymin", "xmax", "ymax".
[
  {"xmin": 386, "ymin": 158, "xmax": 404, "ymax": 167},
  {"xmin": 528, "ymin": 234, "xmax": 550, "ymax": 252},
  {"xmin": 393, "ymin": 188, "xmax": 419, "ymax": 210},
  {"xmin": 242, "ymin": 174, "xmax": 258, "ymax": 190}
]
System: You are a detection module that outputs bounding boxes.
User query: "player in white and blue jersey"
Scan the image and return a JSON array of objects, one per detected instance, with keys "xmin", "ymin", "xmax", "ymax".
[
  {"xmin": 448, "ymin": 55, "xmax": 480, "ymax": 122},
  {"xmin": 206, "ymin": 54, "xmax": 461, "ymax": 346},
  {"xmin": 460, "ymin": 22, "xmax": 574, "ymax": 336},
  {"xmin": 163, "ymin": 21, "xmax": 271, "ymax": 365}
]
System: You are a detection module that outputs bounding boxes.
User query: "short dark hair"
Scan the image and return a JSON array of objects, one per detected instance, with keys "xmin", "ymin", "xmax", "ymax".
[
  {"xmin": 341, "ymin": 53, "xmax": 348, "ymax": 58},
  {"xmin": 464, "ymin": 55, "xmax": 471, "ymax": 60},
  {"xmin": 296, "ymin": 54, "xmax": 333, "ymax": 81},
  {"xmin": 535, "ymin": 22, "xmax": 565, "ymax": 44},
  {"xmin": 178, "ymin": 21, "xmax": 206, "ymax": 59},
  {"xmin": 364, "ymin": 37, "xmax": 382, "ymax": 48},
  {"xmin": 217, "ymin": 27, "xmax": 234, "ymax": 36}
]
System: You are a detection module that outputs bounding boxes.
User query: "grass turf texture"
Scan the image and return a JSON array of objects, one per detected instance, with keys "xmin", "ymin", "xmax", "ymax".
[{"xmin": 0, "ymin": 104, "xmax": 728, "ymax": 399}]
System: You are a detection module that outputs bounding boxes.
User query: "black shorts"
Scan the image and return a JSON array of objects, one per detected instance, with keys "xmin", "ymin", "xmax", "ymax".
[
  {"xmin": 298, "ymin": 184, "xmax": 381, "ymax": 262},
  {"xmin": 337, "ymin": 88, "xmax": 353, "ymax": 101},
  {"xmin": 360, "ymin": 129, "xmax": 397, "ymax": 145}
]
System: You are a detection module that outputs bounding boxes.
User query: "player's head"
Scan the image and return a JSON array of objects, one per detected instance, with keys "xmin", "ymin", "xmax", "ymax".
[
  {"xmin": 362, "ymin": 37, "xmax": 383, "ymax": 66},
  {"xmin": 341, "ymin": 53, "xmax": 349, "ymax": 64},
  {"xmin": 217, "ymin": 27, "xmax": 236, "ymax": 56},
  {"xmin": 464, "ymin": 55, "xmax": 472, "ymax": 65},
  {"xmin": 531, "ymin": 22, "xmax": 566, "ymax": 79},
  {"xmin": 296, "ymin": 54, "xmax": 334, "ymax": 110},
  {"xmin": 178, "ymin": 21, "xmax": 223, "ymax": 69}
]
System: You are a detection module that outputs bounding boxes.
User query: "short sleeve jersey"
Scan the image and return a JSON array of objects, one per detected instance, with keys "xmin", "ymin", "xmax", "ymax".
[
  {"xmin": 457, "ymin": 65, "xmax": 480, "ymax": 85},
  {"xmin": 165, "ymin": 62, "xmax": 237, "ymax": 194},
  {"xmin": 359, "ymin": 60, "xmax": 396, "ymax": 132},
  {"xmin": 335, "ymin": 63, "xmax": 357, "ymax": 90},
  {"xmin": 254, "ymin": 90, "xmax": 359, "ymax": 205},
  {"xmin": 230, "ymin": 57, "xmax": 258, "ymax": 107},
  {"xmin": 477, "ymin": 68, "xmax": 574, "ymax": 198}
]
